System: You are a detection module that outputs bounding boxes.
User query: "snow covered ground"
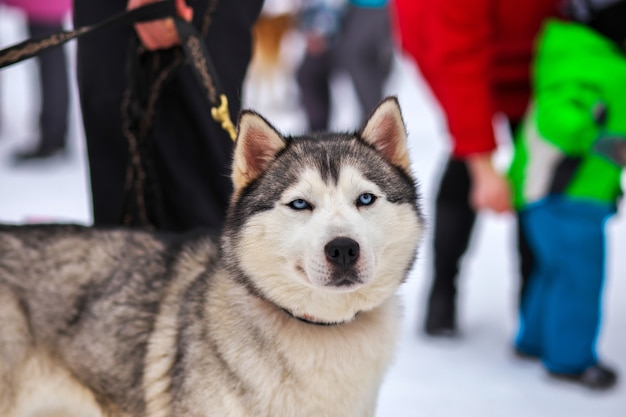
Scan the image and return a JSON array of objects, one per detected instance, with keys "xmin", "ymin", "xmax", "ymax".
[{"xmin": 1, "ymin": 8, "xmax": 625, "ymax": 416}]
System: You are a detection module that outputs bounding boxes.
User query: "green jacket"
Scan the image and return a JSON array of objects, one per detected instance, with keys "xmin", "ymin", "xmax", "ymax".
[{"xmin": 508, "ymin": 20, "xmax": 626, "ymax": 208}]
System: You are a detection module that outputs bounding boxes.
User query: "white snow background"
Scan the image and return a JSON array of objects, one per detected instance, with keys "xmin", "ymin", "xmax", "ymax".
[{"xmin": 1, "ymin": 7, "xmax": 625, "ymax": 416}]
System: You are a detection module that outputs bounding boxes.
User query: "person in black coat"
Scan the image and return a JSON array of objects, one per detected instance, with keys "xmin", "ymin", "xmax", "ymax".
[{"xmin": 73, "ymin": 0, "xmax": 264, "ymax": 232}]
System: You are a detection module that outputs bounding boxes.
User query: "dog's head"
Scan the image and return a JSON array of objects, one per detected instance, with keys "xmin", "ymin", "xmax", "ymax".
[{"xmin": 222, "ymin": 97, "xmax": 424, "ymax": 324}]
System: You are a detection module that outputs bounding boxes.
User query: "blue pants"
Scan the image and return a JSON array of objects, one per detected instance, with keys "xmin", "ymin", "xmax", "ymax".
[{"xmin": 515, "ymin": 197, "xmax": 613, "ymax": 374}]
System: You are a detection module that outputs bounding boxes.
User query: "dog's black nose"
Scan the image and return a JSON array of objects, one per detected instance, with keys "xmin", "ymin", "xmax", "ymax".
[{"xmin": 325, "ymin": 237, "xmax": 360, "ymax": 268}]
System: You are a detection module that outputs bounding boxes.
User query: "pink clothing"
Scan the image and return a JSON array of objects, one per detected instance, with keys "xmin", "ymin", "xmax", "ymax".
[{"xmin": 2, "ymin": 0, "xmax": 71, "ymax": 22}]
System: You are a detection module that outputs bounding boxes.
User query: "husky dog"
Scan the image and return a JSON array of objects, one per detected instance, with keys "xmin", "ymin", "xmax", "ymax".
[{"xmin": 0, "ymin": 97, "xmax": 423, "ymax": 417}]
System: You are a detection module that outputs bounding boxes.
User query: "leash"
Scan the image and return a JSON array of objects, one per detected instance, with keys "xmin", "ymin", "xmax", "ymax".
[
  {"xmin": 174, "ymin": 18, "xmax": 236, "ymax": 140},
  {"xmin": 0, "ymin": 0, "xmax": 237, "ymax": 141}
]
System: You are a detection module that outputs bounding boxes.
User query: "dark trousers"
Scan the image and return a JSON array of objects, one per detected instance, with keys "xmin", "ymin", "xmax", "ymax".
[
  {"xmin": 28, "ymin": 21, "xmax": 69, "ymax": 150},
  {"xmin": 74, "ymin": 0, "xmax": 263, "ymax": 232},
  {"xmin": 428, "ymin": 119, "xmax": 534, "ymax": 325},
  {"xmin": 297, "ymin": 5, "xmax": 394, "ymax": 131},
  {"xmin": 430, "ymin": 158, "xmax": 534, "ymax": 304}
]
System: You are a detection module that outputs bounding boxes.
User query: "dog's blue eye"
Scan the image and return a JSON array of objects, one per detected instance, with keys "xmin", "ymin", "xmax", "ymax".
[
  {"xmin": 357, "ymin": 193, "xmax": 376, "ymax": 207},
  {"xmin": 288, "ymin": 199, "xmax": 312, "ymax": 210}
]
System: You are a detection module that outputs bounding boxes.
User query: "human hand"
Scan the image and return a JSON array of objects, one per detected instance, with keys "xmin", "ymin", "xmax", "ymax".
[
  {"xmin": 127, "ymin": 0, "xmax": 194, "ymax": 50},
  {"xmin": 467, "ymin": 153, "xmax": 512, "ymax": 213}
]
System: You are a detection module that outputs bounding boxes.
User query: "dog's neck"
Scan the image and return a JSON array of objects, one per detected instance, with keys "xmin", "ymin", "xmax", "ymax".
[
  {"xmin": 229, "ymin": 265, "xmax": 360, "ymax": 326},
  {"xmin": 280, "ymin": 308, "xmax": 358, "ymax": 326}
]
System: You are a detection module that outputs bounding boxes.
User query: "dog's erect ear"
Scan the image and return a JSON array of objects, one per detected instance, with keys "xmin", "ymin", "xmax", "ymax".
[
  {"xmin": 232, "ymin": 111, "xmax": 286, "ymax": 191},
  {"xmin": 359, "ymin": 97, "xmax": 411, "ymax": 173}
]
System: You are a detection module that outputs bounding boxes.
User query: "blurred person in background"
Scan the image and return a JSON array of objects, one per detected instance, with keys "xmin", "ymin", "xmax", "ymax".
[
  {"xmin": 508, "ymin": 0, "xmax": 626, "ymax": 390},
  {"xmin": 1, "ymin": 0, "xmax": 71, "ymax": 162},
  {"xmin": 296, "ymin": 0, "xmax": 394, "ymax": 131},
  {"xmin": 393, "ymin": 0, "xmax": 564, "ymax": 337},
  {"xmin": 244, "ymin": 0, "xmax": 301, "ymax": 113},
  {"xmin": 73, "ymin": 0, "xmax": 263, "ymax": 232}
]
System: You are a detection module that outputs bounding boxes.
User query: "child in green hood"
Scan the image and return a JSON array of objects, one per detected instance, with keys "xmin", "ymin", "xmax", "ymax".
[{"xmin": 508, "ymin": 0, "xmax": 626, "ymax": 390}]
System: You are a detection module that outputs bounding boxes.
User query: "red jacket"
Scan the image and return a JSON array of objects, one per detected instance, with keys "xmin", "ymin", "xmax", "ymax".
[{"xmin": 392, "ymin": 0, "xmax": 563, "ymax": 157}]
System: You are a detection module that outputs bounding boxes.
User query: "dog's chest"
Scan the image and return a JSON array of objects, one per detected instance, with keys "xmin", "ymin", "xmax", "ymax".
[
  {"xmin": 274, "ymin": 331, "xmax": 389, "ymax": 416},
  {"xmin": 203, "ymin": 301, "xmax": 399, "ymax": 417}
]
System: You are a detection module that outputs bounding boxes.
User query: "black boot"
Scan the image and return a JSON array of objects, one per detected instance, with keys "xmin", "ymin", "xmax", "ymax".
[
  {"xmin": 424, "ymin": 290, "xmax": 458, "ymax": 337},
  {"xmin": 12, "ymin": 142, "xmax": 65, "ymax": 163},
  {"xmin": 549, "ymin": 364, "xmax": 618, "ymax": 390}
]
